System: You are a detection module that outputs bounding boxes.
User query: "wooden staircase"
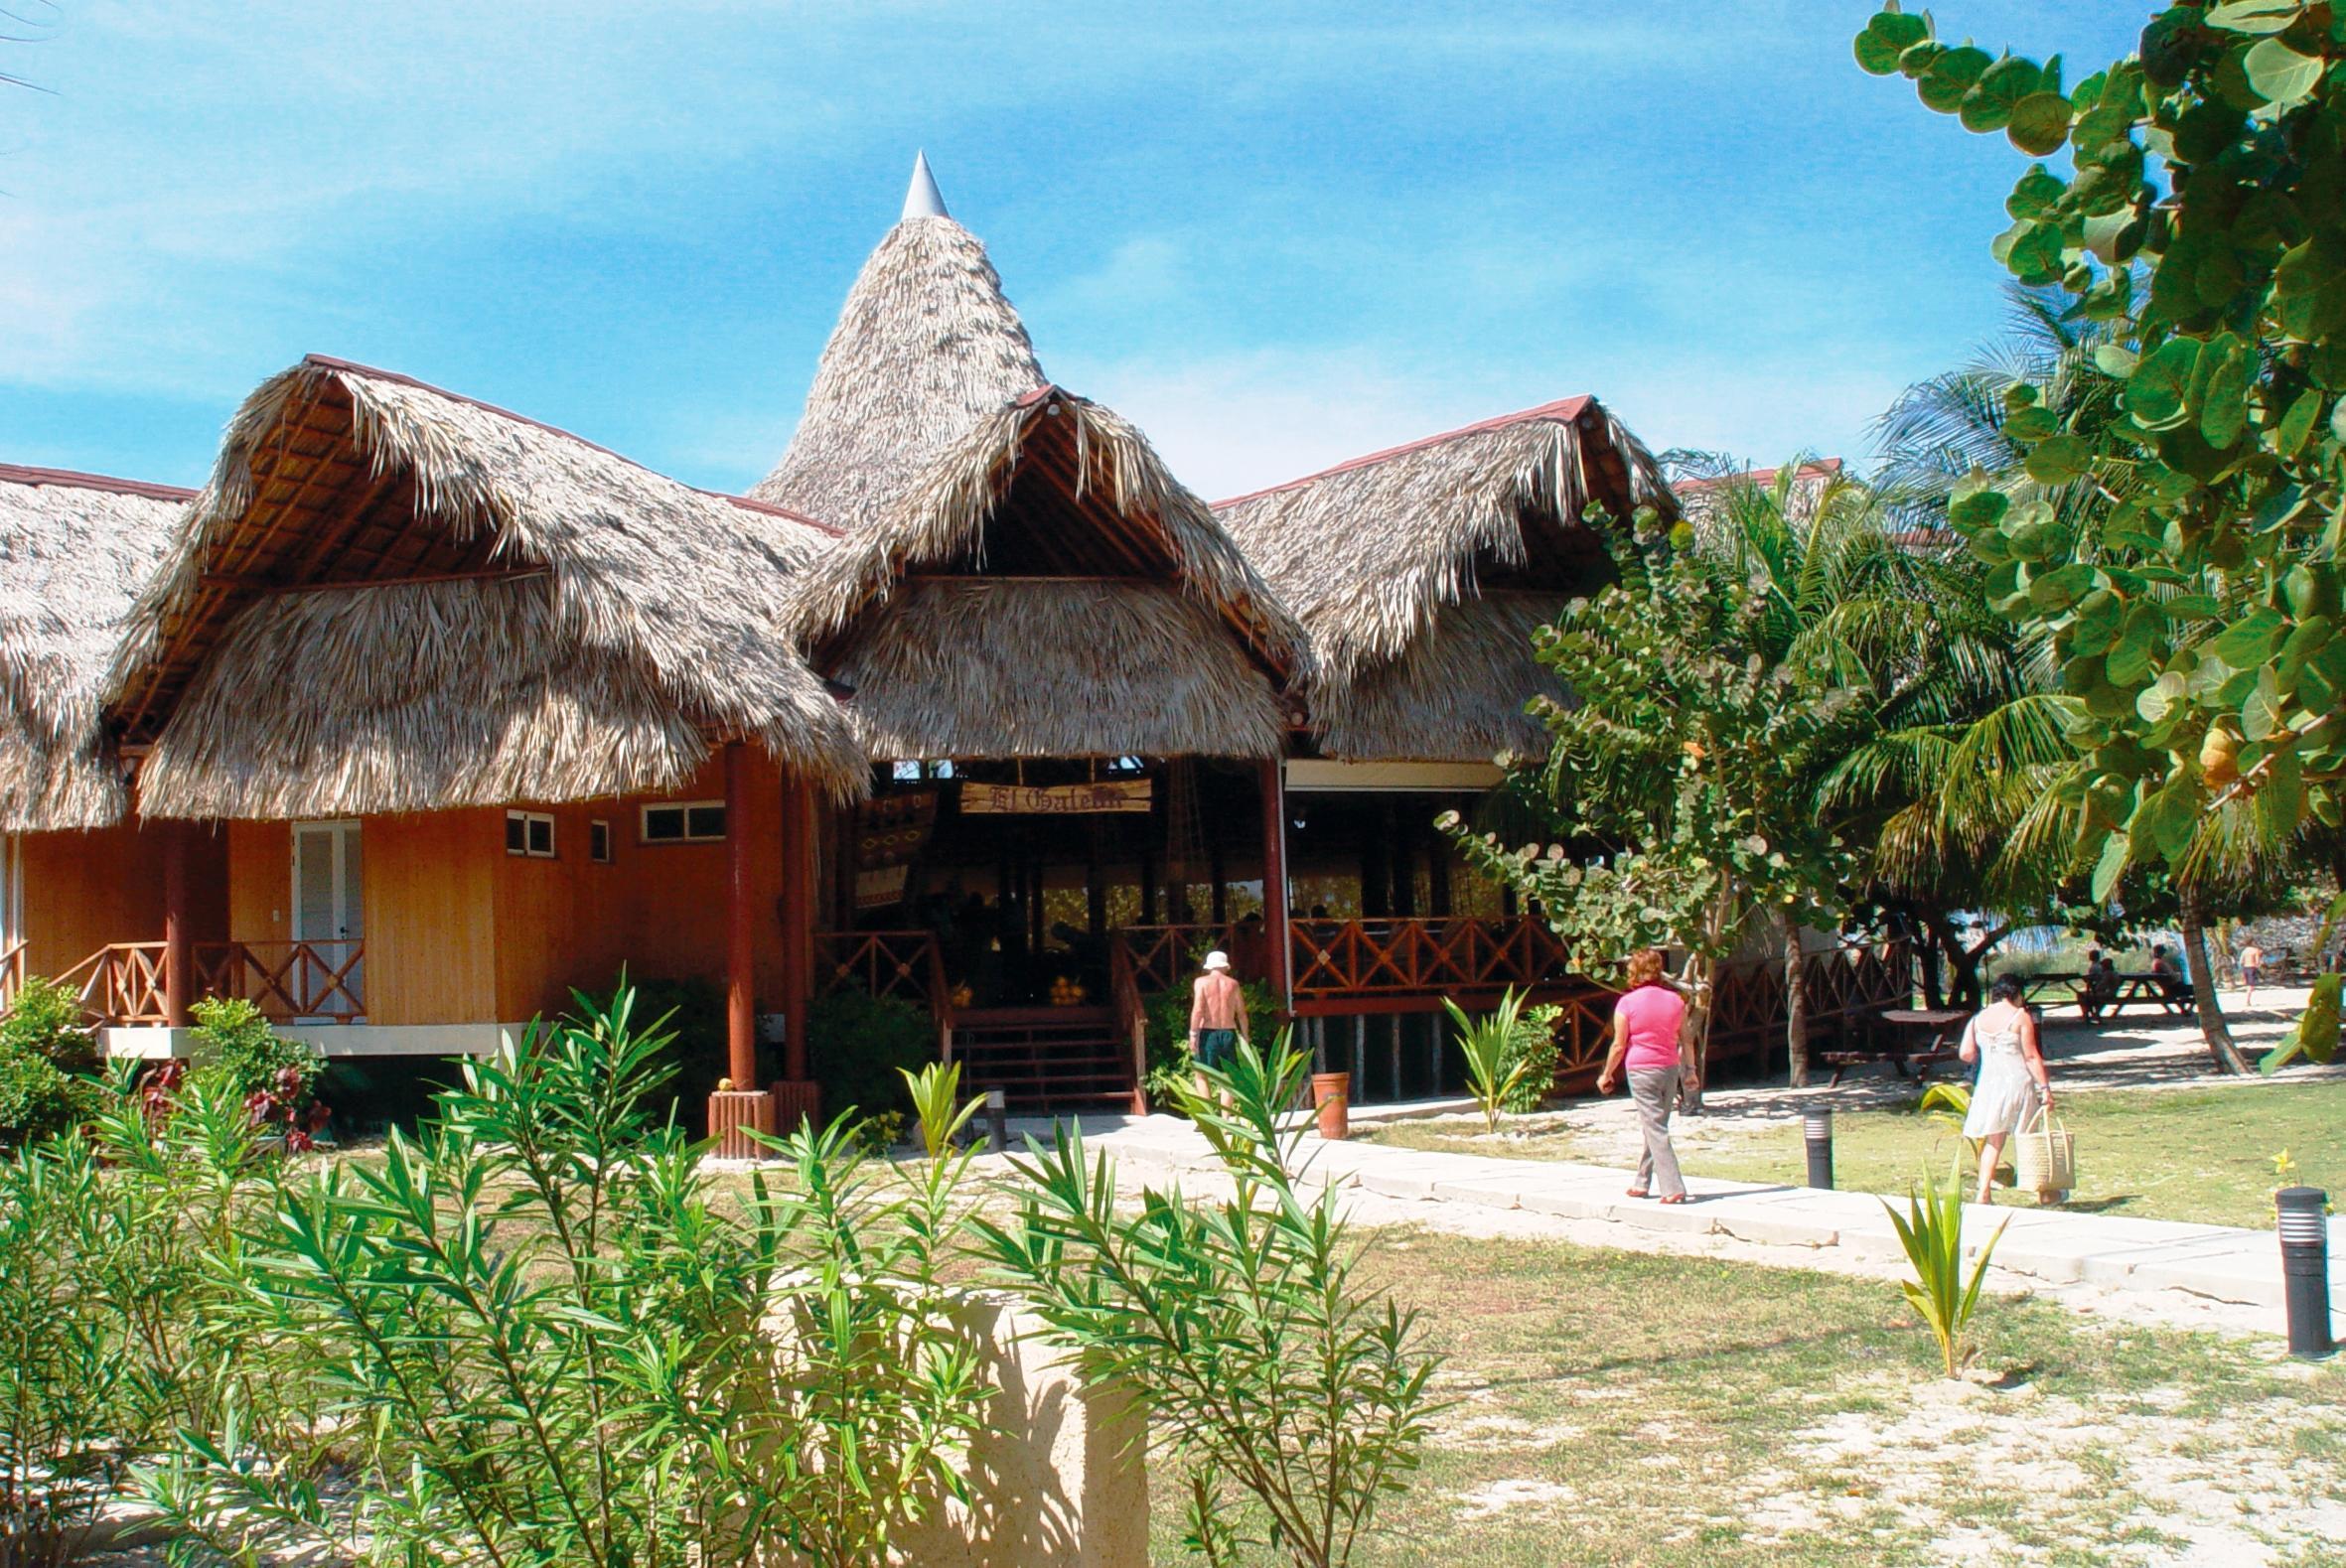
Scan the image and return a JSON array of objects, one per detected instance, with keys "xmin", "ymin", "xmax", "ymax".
[{"xmin": 949, "ymin": 1006, "xmax": 1137, "ymax": 1114}]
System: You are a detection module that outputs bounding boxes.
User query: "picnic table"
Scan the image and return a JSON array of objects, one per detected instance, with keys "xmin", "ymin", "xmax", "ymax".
[
  {"xmin": 1821, "ymin": 1006, "xmax": 1969, "ymax": 1086},
  {"xmin": 2023, "ymin": 969, "xmax": 2192, "ymax": 1020}
]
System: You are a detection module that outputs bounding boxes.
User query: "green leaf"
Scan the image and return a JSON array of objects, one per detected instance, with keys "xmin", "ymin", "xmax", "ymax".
[
  {"xmin": 2273, "ymin": 388, "xmax": 2323, "ymax": 456},
  {"xmin": 2244, "ymin": 37, "xmax": 2325, "ymax": 105},
  {"xmin": 2071, "ymin": 588, "xmax": 2126, "ymax": 653},
  {"xmin": 1855, "ymin": 10, "xmax": 1931, "ymax": 74},
  {"xmin": 2205, "ymin": 0, "xmax": 2306, "ymax": 35},
  {"xmin": 2008, "ymin": 91, "xmax": 2075, "ymax": 155},
  {"xmin": 1920, "ymin": 46, "xmax": 1994, "ymax": 111},
  {"xmin": 1946, "ymin": 489, "xmax": 2010, "ymax": 531},
  {"xmin": 1962, "ymin": 55, "xmax": 2041, "ymax": 131},
  {"xmin": 2106, "ymin": 605, "xmax": 2166, "ymax": 684},
  {"xmin": 2024, "ymin": 434, "xmax": 2095, "ymax": 484},
  {"xmin": 2006, "ymin": 164, "xmax": 2066, "ymax": 220},
  {"xmin": 2209, "ymin": 606, "xmax": 2286, "ymax": 666},
  {"xmin": 2092, "ymin": 344, "xmax": 2139, "ymax": 379},
  {"xmin": 2126, "ymin": 339, "xmax": 2201, "ymax": 430},
  {"xmin": 2003, "ymin": 405, "xmax": 2059, "ymax": 442},
  {"xmin": 2242, "ymin": 662, "xmax": 2286, "ymax": 742},
  {"xmin": 2200, "ymin": 347, "xmax": 2254, "ymax": 449},
  {"xmin": 2090, "ymin": 829, "xmax": 2130, "ymax": 904},
  {"xmin": 2135, "ymin": 669, "xmax": 2188, "ymax": 723}
]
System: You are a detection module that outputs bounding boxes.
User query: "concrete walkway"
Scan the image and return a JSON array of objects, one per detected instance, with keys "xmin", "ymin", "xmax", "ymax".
[{"xmin": 1082, "ymin": 1113, "xmax": 2342, "ymax": 1342}]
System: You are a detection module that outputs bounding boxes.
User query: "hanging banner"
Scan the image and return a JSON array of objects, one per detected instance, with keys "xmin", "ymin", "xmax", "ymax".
[
  {"xmin": 854, "ymin": 864, "xmax": 910, "ymax": 911},
  {"xmin": 856, "ymin": 788, "xmax": 938, "ymax": 868},
  {"xmin": 959, "ymin": 779, "xmax": 1154, "ymax": 816}
]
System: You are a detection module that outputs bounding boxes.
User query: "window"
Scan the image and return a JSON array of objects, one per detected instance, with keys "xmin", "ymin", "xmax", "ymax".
[
  {"xmin": 589, "ymin": 819, "xmax": 613, "ymax": 863},
  {"xmin": 507, "ymin": 810, "xmax": 555, "ymax": 858},
  {"xmin": 640, "ymin": 800, "xmax": 726, "ymax": 844}
]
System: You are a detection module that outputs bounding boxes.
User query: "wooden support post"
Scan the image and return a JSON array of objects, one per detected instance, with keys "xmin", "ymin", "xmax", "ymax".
[
  {"xmin": 163, "ymin": 821, "xmax": 192, "ymax": 1029},
  {"xmin": 781, "ymin": 774, "xmax": 814, "ymax": 1085},
  {"xmin": 1258, "ymin": 760, "xmax": 1291, "ymax": 1010},
  {"xmin": 711, "ymin": 743, "xmax": 779, "ymax": 1157}
]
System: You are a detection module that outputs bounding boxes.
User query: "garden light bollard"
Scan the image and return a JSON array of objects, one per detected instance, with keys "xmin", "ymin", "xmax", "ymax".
[
  {"xmin": 984, "ymin": 1086, "xmax": 1009, "ymax": 1154},
  {"xmin": 1804, "ymin": 1107, "xmax": 1833, "ymax": 1190},
  {"xmin": 2275, "ymin": 1187, "xmax": 2334, "ymax": 1361}
]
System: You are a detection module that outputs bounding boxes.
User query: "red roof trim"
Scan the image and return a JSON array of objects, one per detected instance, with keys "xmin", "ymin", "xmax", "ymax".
[
  {"xmin": 1211, "ymin": 395, "xmax": 1596, "ymax": 510},
  {"xmin": 1675, "ymin": 458, "xmax": 1844, "ymax": 494},
  {"xmin": 0, "ymin": 463, "xmax": 198, "ymax": 501},
  {"xmin": 297, "ymin": 355, "xmax": 843, "ymax": 538}
]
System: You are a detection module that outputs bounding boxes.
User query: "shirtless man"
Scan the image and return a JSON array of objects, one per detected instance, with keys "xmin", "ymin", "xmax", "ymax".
[
  {"xmin": 1188, "ymin": 949, "xmax": 1250, "ymax": 1094},
  {"xmin": 2239, "ymin": 940, "xmax": 2267, "ymax": 1009}
]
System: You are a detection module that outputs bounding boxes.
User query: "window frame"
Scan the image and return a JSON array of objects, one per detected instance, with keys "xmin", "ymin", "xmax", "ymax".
[
  {"xmin": 589, "ymin": 818, "xmax": 613, "ymax": 864},
  {"xmin": 506, "ymin": 810, "xmax": 557, "ymax": 859},
  {"xmin": 639, "ymin": 799, "xmax": 727, "ymax": 845}
]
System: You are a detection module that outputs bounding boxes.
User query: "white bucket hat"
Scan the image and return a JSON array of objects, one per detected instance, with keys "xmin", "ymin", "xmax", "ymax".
[{"xmin": 1203, "ymin": 950, "xmax": 1232, "ymax": 971}]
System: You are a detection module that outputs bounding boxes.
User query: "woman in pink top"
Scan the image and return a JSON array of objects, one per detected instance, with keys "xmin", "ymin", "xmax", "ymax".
[{"xmin": 1595, "ymin": 948, "xmax": 1692, "ymax": 1204}]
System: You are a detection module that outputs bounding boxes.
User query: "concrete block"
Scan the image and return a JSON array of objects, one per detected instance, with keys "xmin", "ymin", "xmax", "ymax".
[
  {"xmin": 1427, "ymin": 1176, "xmax": 1527, "ymax": 1210},
  {"xmin": 761, "ymin": 1290, "xmax": 1145, "ymax": 1567},
  {"xmin": 1512, "ymin": 1185, "xmax": 1617, "ymax": 1220},
  {"xmin": 2127, "ymin": 1250, "xmax": 2284, "ymax": 1309},
  {"xmin": 1598, "ymin": 1199, "xmax": 1720, "ymax": 1234},
  {"xmin": 1707, "ymin": 1209, "xmax": 1840, "ymax": 1248}
]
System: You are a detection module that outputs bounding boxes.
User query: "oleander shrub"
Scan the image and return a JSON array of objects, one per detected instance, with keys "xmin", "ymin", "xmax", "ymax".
[
  {"xmin": 982, "ymin": 1035, "xmax": 1440, "ymax": 1567},
  {"xmin": 0, "ymin": 978, "xmax": 100, "ymax": 1147},
  {"xmin": 187, "ymin": 996, "xmax": 328, "ymax": 1149},
  {"xmin": 139, "ymin": 983, "xmax": 992, "ymax": 1568}
]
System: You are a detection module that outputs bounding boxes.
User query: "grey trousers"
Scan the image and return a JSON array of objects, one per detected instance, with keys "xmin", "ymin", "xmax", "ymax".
[{"xmin": 1628, "ymin": 1067, "xmax": 1686, "ymax": 1199}]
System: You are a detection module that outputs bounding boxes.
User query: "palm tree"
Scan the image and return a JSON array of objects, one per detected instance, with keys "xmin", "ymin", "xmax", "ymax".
[{"xmin": 1672, "ymin": 461, "xmax": 2031, "ymax": 1078}]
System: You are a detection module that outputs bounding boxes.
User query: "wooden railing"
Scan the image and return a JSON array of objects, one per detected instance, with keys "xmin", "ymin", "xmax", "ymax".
[
  {"xmin": 40, "ymin": 939, "xmax": 367, "ymax": 1027},
  {"xmin": 814, "ymin": 929, "xmax": 955, "ymax": 1063},
  {"xmin": 1290, "ymin": 918, "xmax": 1573, "ymax": 1001},
  {"xmin": 0, "ymin": 940, "xmax": 26, "ymax": 1016},
  {"xmin": 1106, "ymin": 937, "xmax": 1151, "ymax": 1113},
  {"xmin": 1709, "ymin": 937, "xmax": 1914, "ymax": 1069},
  {"xmin": 1114, "ymin": 917, "xmax": 1579, "ymax": 1004}
]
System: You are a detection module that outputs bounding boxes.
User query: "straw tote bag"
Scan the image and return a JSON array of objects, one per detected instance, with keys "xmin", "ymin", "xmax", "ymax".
[{"xmin": 2013, "ymin": 1106, "xmax": 2076, "ymax": 1196}]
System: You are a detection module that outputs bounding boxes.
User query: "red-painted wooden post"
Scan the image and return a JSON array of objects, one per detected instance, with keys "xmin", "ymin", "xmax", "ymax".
[
  {"xmin": 1258, "ymin": 760, "xmax": 1291, "ymax": 1010},
  {"xmin": 163, "ymin": 820, "xmax": 192, "ymax": 1029}
]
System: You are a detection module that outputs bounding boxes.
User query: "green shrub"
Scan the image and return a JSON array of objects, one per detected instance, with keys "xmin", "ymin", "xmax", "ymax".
[
  {"xmin": 982, "ymin": 1035, "xmax": 1439, "ymax": 1567},
  {"xmin": 810, "ymin": 988, "xmax": 936, "ymax": 1125},
  {"xmin": 140, "ymin": 984, "xmax": 991, "ymax": 1568},
  {"xmin": 188, "ymin": 996, "xmax": 327, "ymax": 1149},
  {"xmin": 624, "ymin": 972, "xmax": 731, "ymax": 1116},
  {"xmin": 0, "ymin": 1064, "xmax": 277, "ymax": 1566},
  {"xmin": 0, "ymin": 977, "xmax": 100, "ymax": 1146},
  {"xmin": 1444, "ymin": 988, "xmax": 1538, "ymax": 1132}
]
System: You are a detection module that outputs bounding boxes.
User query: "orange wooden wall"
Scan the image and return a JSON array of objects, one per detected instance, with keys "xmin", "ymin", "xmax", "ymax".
[{"xmin": 16, "ymin": 819, "xmax": 226, "ymax": 979}]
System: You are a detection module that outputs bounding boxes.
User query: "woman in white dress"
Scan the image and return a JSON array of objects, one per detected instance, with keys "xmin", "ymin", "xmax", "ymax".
[{"xmin": 1958, "ymin": 973, "xmax": 2055, "ymax": 1204}]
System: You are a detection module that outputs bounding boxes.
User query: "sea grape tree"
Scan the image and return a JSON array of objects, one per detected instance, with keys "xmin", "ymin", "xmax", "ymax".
[{"xmin": 1856, "ymin": 4, "xmax": 2346, "ymax": 905}]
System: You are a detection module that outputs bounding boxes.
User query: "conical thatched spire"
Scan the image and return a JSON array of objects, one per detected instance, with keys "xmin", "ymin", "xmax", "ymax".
[
  {"xmin": 751, "ymin": 164, "xmax": 1044, "ymax": 530},
  {"xmin": 903, "ymin": 151, "xmax": 949, "ymax": 220}
]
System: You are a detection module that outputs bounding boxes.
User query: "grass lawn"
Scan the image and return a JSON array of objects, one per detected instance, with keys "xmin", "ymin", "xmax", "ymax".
[
  {"xmin": 1147, "ymin": 1227, "xmax": 2346, "ymax": 1566},
  {"xmin": 1361, "ymin": 1077, "xmax": 2346, "ymax": 1229}
]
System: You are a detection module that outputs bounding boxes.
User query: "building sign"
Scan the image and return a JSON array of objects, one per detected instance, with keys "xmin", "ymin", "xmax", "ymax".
[
  {"xmin": 959, "ymin": 779, "xmax": 1154, "ymax": 815},
  {"xmin": 854, "ymin": 864, "xmax": 910, "ymax": 911}
]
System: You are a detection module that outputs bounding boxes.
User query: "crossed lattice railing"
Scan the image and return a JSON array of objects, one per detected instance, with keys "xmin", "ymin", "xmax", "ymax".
[{"xmin": 41, "ymin": 939, "xmax": 366, "ymax": 1027}]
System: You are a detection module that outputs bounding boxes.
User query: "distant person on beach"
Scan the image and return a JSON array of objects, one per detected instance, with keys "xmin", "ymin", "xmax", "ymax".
[
  {"xmin": 1958, "ymin": 972, "xmax": 2055, "ymax": 1205},
  {"xmin": 1596, "ymin": 948, "xmax": 1692, "ymax": 1206},
  {"xmin": 2151, "ymin": 944, "xmax": 2194, "ymax": 1010},
  {"xmin": 1188, "ymin": 949, "xmax": 1249, "ymax": 1097},
  {"xmin": 2238, "ymin": 939, "xmax": 2267, "ymax": 1008}
]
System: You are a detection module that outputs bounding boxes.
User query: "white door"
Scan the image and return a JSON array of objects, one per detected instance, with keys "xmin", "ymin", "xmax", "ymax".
[{"xmin": 290, "ymin": 821, "xmax": 364, "ymax": 1020}]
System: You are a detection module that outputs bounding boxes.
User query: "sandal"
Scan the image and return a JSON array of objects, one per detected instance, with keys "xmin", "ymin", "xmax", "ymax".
[
  {"xmin": 1624, "ymin": 1187, "xmax": 1649, "ymax": 1199},
  {"xmin": 1658, "ymin": 1194, "xmax": 1691, "ymax": 1206}
]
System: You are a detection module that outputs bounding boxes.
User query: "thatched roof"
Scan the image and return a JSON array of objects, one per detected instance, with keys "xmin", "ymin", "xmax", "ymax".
[
  {"xmin": 1215, "ymin": 397, "xmax": 1671, "ymax": 761},
  {"xmin": 109, "ymin": 356, "xmax": 867, "ymax": 817},
  {"xmin": 0, "ymin": 465, "xmax": 190, "ymax": 829},
  {"xmin": 1309, "ymin": 594, "xmax": 1571, "ymax": 762},
  {"xmin": 791, "ymin": 385, "xmax": 1301, "ymax": 678},
  {"xmin": 827, "ymin": 577, "xmax": 1283, "ymax": 761},
  {"xmin": 752, "ymin": 214, "xmax": 1045, "ymax": 532}
]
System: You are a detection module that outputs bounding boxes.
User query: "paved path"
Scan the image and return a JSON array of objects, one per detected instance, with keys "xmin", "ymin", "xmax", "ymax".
[{"xmin": 1080, "ymin": 1112, "xmax": 2342, "ymax": 1343}]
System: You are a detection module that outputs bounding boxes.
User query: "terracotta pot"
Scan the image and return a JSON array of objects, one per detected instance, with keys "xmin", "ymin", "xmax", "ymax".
[{"xmin": 1309, "ymin": 1071, "xmax": 1350, "ymax": 1141}]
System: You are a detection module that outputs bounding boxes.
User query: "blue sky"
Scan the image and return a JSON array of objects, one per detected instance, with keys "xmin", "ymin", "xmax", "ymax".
[{"xmin": 2, "ymin": 1, "xmax": 2147, "ymax": 500}]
